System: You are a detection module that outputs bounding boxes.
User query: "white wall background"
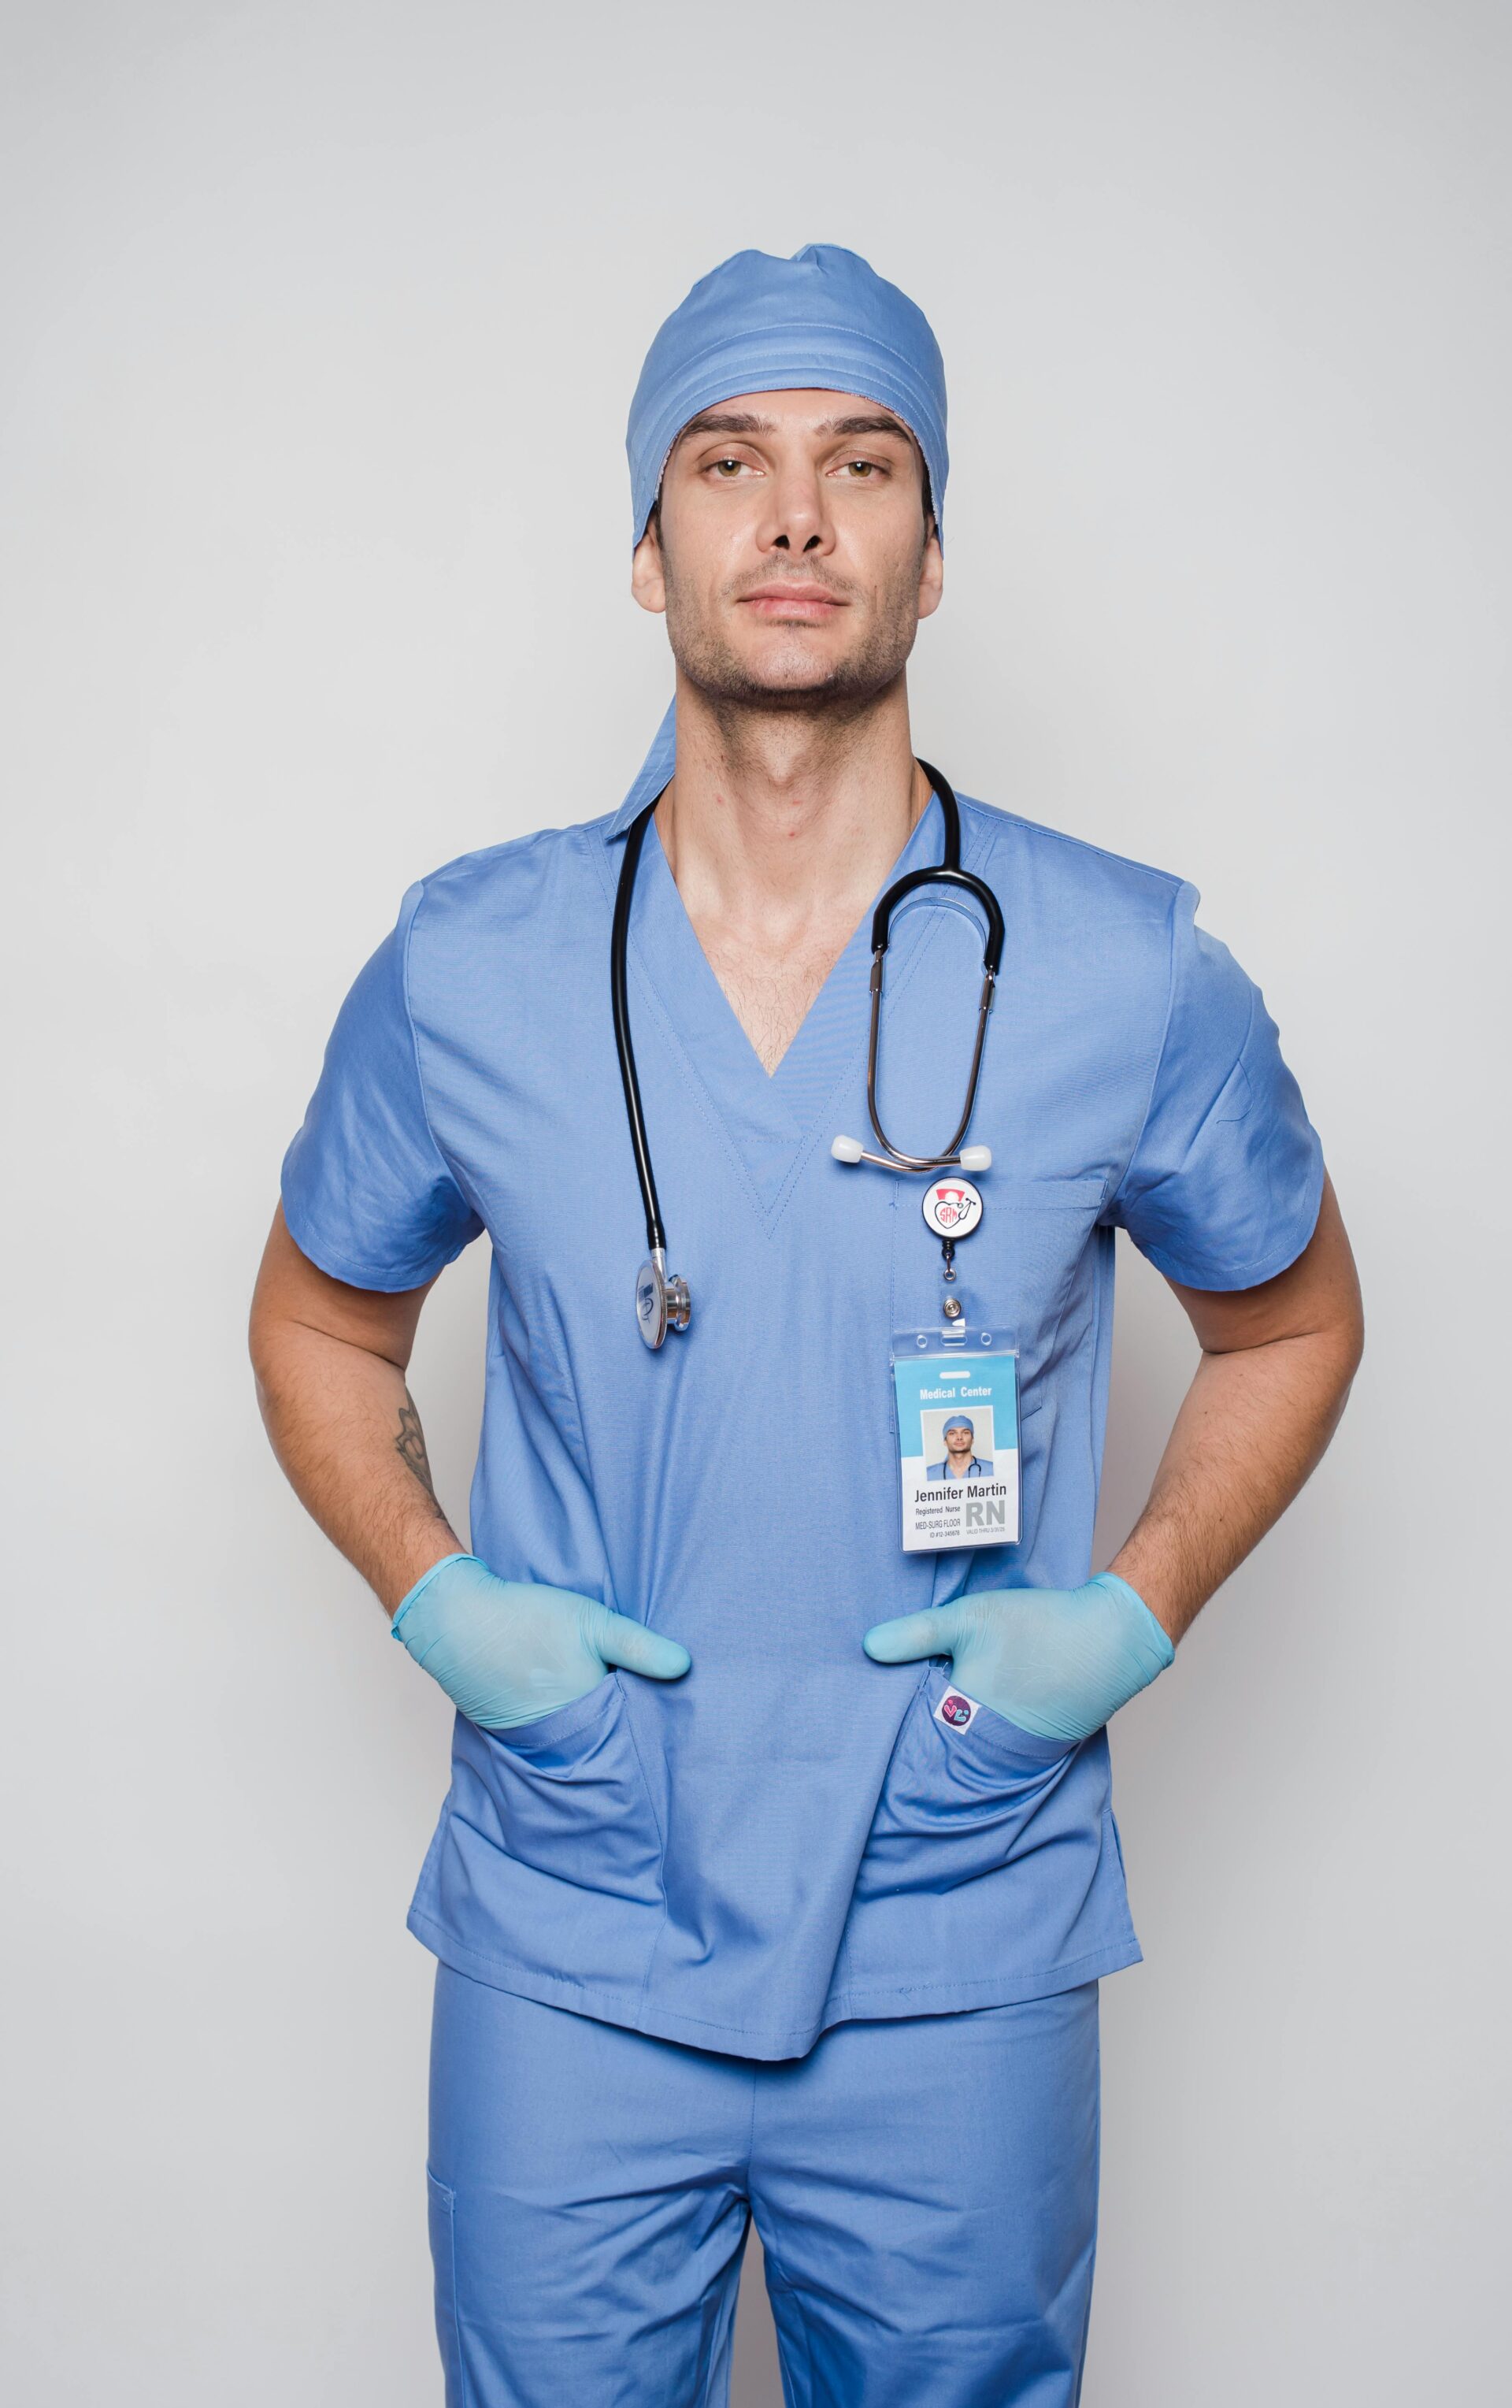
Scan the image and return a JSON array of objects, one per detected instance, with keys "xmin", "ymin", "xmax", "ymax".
[{"xmin": 2, "ymin": 3, "xmax": 1506, "ymax": 2401}]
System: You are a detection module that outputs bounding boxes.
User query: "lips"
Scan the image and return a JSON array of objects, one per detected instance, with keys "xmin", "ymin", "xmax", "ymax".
[{"xmin": 737, "ymin": 585, "xmax": 847, "ymax": 618}]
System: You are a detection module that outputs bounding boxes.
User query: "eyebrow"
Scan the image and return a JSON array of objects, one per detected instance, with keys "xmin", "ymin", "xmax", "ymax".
[
  {"xmin": 676, "ymin": 410, "xmax": 914, "ymax": 444},
  {"xmin": 679, "ymin": 412, "xmax": 777, "ymax": 439},
  {"xmin": 818, "ymin": 414, "xmax": 912, "ymax": 440}
]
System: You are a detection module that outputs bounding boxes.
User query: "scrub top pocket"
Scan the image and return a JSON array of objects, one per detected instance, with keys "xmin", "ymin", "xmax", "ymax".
[
  {"xmin": 854, "ymin": 1665, "xmax": 1084, "ymax": 1902},
  {"xmin": 888, "ymin": 1176, "xmax": 1106, "ymax": 1426},
  {"xmin": 452, "ymin": 1672, "xmax": 664, "ymax": 1907}
]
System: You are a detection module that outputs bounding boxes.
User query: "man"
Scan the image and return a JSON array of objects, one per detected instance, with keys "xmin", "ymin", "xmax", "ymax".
[
  {"xmin": 927, "ymin": 1415, "xmax": 994, "ymax": 1481},
  {"xmin": 250, "ymin": 246, "xmax": 1362, "ymax": 2406}
]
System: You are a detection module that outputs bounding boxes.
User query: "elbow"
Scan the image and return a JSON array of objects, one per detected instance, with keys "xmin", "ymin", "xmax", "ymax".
[
  {"xmin": 1325, "ymin": 1291, "xmax": 1366, "ymax": 1425},
  {"xmin": 247, "ymin": 1303, "xmax": 282, "ymax": 1429},
  {"xmin": 247, "ymin": 1264, "xmax": 295, "ymax": 1424},
  {"xmin": 247, "ymin": 1276, "xmax": 276, "ymax": 1388},
  {"xmin": 1317, "ymin": 1171, "xmax": 1364, "ymax": 1395},
  {"xmin": 1338, "ymin": 1241, "xmax": 1366, "ymax": 1386},
  {"xmin": 1344, "ymin": 1296, "xmax": 1366, "ymax": 1386}
]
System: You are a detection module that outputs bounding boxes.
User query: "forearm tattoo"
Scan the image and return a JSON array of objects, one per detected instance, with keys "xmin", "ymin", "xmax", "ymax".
[{"xmin": 395, "ymin": 1391, "xmax": 446, "ymax": 1516}]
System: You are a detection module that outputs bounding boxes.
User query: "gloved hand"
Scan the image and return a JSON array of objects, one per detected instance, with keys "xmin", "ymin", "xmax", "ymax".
[
  {"xmin": 863, "ymin": 1573, "xmax": 1175, "ymax": 1745},
  {"xmin": 391, "ymin": 1553, "xmax": 691, "ymax": 1730}
]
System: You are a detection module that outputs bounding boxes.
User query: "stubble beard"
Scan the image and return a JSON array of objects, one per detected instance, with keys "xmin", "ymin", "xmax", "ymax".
[{"xmin": 661, "ymin": 557, "xmax": 923, "ymax": 725}]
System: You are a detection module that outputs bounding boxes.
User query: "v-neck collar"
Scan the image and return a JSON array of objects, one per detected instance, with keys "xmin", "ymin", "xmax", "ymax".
[{"xmin": 610, "ymin": 789, "xmax": 987, "ymax": 1230}]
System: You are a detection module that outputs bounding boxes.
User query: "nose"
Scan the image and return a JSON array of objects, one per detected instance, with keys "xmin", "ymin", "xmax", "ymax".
[{"xmin": 756, "ymin": 455, "xmax": 834, "ymax": 558}]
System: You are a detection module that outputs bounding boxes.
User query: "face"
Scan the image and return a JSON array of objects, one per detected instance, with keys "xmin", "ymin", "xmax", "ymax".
[
  {"xmin": 631, "ymin": 389, "xmax": 943, "ymax": 712},
  {"xmin": 944, "ymin": 1422, "xmax": 973, "ymax": 1456}
]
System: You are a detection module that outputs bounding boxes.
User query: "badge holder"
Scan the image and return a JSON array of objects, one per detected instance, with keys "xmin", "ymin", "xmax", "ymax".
[{"xmin": 890, "ymin": 1175, "xmax": 1019, "ymax": 1554}]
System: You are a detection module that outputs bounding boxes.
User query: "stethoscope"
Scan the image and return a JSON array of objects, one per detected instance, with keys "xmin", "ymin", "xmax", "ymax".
[{"xmin": 613, "ymin": 760, "xmax": 1004, "ymax": 1349}]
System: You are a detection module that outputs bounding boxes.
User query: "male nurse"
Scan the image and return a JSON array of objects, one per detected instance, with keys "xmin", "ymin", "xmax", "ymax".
[
  {"xmin": 250, "ymin": 247, "xmax": 1363, "ymax": 2407},
  {"xmin": 928, "ymin": 1418, "xmax": 993, "ymax": 1481}
]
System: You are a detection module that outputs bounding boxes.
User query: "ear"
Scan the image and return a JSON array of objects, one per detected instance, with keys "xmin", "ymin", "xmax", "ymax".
[
  {"xmin": 632, "ymin": 522, "xmax": 668, "ymax": 616},
  {"xmin": 916, "ymin": 524, "xmax": 944, "ymax": 621}
]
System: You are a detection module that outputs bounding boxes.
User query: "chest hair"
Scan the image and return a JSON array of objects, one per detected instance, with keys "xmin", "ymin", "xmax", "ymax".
[{"xmin": 697, "ymin": 914, "xmax": 858, "ymax": 1074}]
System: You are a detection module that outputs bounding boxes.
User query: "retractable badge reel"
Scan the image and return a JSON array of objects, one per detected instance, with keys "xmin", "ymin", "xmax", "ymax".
[{"xmin": 921, "ymin": 1173, "xmax": 984, "ymax": 1324}]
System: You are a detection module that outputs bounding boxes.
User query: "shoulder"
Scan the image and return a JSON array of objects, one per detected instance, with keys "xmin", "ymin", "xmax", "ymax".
[
  {"xmin": 958, "ymin": 790, "xmax": 1190, "ymax": 921},
  {"xmin": 395, "ymin": 817, "xmax": 613, "ymax": 1010},
  {"xmin": 389, "ymin": 813, "xmax": 619, "ymax": 1042},
  {"xmin": 954, "ymin": 792, "xmax": 1199, "ymax": 1030},
  {"xmin": 406, "ymin": 814, "xmax": 608, "ymax": 933}
]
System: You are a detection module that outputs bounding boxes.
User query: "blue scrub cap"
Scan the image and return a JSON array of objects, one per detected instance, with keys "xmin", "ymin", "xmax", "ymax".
[
  {"xmin": 627, "ymin": 243, "xmax": 949, "ymax": 547},
  {"xmin": 613, "ymin": 245, "xmax": 948, "ymax": 837}
]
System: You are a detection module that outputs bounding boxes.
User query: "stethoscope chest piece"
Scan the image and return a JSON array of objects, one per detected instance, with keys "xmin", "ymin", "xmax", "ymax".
[{"xmin": 636, "ymin": 1249, "xmax": 691, "ymax": 1350}]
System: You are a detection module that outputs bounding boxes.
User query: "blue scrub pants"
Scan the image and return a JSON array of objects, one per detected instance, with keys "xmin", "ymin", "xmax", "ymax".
[{"xmin": 427, "ymin": 1965, "xmax": 1102, "ymax": 2406}]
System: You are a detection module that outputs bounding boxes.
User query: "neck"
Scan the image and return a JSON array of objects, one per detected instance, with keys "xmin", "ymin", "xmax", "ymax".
[{"xmin": 654, "ymin": 673, "xmax": 927, "ymax": 933}]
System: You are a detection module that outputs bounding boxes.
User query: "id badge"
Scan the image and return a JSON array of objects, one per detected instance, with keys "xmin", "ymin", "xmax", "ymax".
[{"xmin": 891, "ymin": 1327, "xmax": 1020, "ymax": 1554}]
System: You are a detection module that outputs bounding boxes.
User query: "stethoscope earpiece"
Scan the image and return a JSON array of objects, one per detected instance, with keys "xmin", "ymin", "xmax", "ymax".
[{"xmin": 832, "ymin": 1136, "xmax": 992, "ymax": 1174}]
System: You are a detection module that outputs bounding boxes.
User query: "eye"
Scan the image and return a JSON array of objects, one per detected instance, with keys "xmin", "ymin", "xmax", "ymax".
[
  {"xmin": 710, "ymin": 457, "xmax": 746, "ymax": 478},
  {"xmin": 840, "ymin": 458, "xmax": 881, "ymax": 478}
]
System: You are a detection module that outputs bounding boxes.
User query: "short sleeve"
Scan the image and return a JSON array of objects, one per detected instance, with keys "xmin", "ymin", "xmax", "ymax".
[
  {"xmin": 280, "ymin": 883, "xmax": 484, "ymax": 1291},
  {"xmin": 1107, "ymin": 881, "xmax": 1325, "ymax": 1290}
]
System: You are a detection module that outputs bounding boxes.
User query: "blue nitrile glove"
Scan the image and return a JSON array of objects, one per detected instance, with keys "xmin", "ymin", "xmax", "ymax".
[
  {"xmin": 863, "ymin": 1574, "xmax": 1175, "ymax": 1745},
  {"xmin": 391, "ymin": 1553, "xmax": 691, "ymax": 1730}
]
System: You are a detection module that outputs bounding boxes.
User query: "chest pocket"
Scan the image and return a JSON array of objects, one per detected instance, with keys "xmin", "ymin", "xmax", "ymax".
[
  {"xmin": 853, "ymin": 1664, "xmax": 1084, "ymax": 1901},
  {"xmin": 891, "ymin": 1174, "xmax": 1106, "ymax": 1412}
]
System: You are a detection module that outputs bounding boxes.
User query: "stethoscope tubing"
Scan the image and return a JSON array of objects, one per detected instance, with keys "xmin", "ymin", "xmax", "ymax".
[
  {"xmin": 864, "ymin": 760, "xmax": 1002, "ymax": 1174},
  {"xmin": 610, "ymin": 788, "xmax": 673, "ymax": 1258},
  {"xmin": 611, "ymin": 759, "xmax": 1002, "ymax": 1291}
]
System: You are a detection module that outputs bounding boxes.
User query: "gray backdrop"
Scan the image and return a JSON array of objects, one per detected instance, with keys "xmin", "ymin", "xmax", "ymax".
[{"xmin": 2, "ymin": 3, "xmax": 1506, "ymax": 2400}]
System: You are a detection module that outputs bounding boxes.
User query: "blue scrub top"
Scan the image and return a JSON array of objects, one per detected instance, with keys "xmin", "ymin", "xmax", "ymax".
[{"xmin": 282, "ymin": 783, "xmax": 1324, "ymax": 2061}]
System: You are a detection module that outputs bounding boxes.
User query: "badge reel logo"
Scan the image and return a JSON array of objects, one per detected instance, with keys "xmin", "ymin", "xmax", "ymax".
[
  {"xmin": 922, "ymin": 1177, "xmax": 983, "ymax": 1241},
  {"xmin": 939, "ymin": 1691, "xmax": 975, "ymax": 1727}
]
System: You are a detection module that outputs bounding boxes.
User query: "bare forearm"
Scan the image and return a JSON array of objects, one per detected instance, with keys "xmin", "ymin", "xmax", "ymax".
[
  {"xmin": 254, "ymin": 1322, "xmax": 461, "ymax": 1614},
  {"xmin": 1110, "ymin": 1326, "xmax": 1357, "ymax": 1645}
]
